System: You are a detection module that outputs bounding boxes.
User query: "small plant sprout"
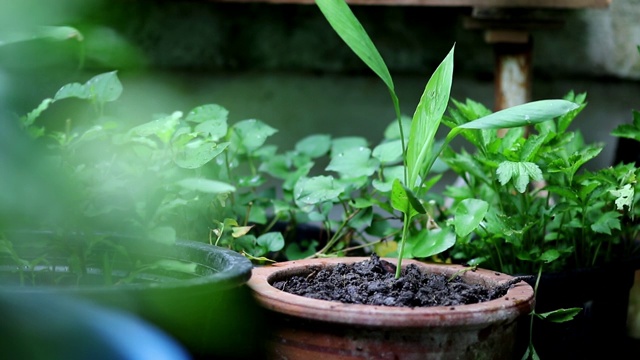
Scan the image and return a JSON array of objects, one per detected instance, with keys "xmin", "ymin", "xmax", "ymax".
[{"xmin": 315, "ymin": 0, "xmax": 578, "ymax": 278}]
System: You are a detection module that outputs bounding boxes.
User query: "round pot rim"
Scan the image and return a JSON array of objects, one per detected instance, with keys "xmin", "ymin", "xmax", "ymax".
[
  {"xmin": 1, "ymin": 233, "xmax": 252, "ymax": 294},
  {"xmin": 248, "ymin": 257, "xmax": 534, "ymax": 328}
]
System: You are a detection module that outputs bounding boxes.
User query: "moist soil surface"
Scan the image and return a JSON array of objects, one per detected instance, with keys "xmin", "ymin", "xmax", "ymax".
[{"xmin": 273, "ymin": 254, "xmax": 525, "ymax": 307}]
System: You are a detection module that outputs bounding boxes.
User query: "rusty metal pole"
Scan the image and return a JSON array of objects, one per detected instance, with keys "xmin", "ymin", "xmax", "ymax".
[{"xmin": 486, "ymin": 30, "xmax": 533, "ymax": 111}]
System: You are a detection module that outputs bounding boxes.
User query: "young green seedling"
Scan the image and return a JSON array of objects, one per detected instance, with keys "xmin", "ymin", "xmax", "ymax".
[{"xmin": 315, "ymin": 0, "xmax": 578, "ymax": 278}]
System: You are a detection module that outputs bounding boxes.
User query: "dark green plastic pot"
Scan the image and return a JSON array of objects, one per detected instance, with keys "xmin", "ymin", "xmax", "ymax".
[{"xmin": 0, "ymin": 231, "xmax": 264, "ymax": 359}]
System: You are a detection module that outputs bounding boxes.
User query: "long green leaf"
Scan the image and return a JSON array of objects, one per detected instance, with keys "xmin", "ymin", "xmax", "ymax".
[
  {"xmin": 442, "ymin": 99, "xmax": 579, "ymax": 158},
  {"xmin": 457, "ymin": 100, "xmax": 579, "ymax": 130},
  {"xmin": 315, "ymin": 0, "xmax": 393, "ymax": 91},
  {"xmin": 406, "ymin": 45, "xmax": 454, "ymax": 188}
]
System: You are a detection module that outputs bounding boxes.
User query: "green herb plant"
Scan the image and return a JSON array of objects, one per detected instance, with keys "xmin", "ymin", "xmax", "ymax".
[
  {"xmin": 439, "ymin": 92, "xmax": 640, "ymax": 359},
  {"xmin": 441, "ymin": 92, "xmax": 640, "ymax": 274},
  {"xmin": 311, "ymin": 0, "xmax": 579, "ymax": 278}
]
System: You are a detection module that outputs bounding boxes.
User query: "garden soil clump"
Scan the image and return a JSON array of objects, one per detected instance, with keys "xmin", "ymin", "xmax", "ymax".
[{"xmin": 273, "ymin": 254, "xmax": 525, "ymax": 307}]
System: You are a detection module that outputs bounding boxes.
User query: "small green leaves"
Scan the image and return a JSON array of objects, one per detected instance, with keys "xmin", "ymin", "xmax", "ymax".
[
  {"xmin": 372, "ymin": 140, "xmax": 403, "ymax": 164},
  {"xmin": 257, "ymin": 232, "xmax": 285, "ymax": 253},
  {"xmin": 294, "ymin": 175, "xmax": 345, "ymax": 212},
  {"xmin": 285, "ymin": 240, "xmax": 319, "ymax": 260},
  {"xmin": 539, "ymin": 249, "xmax": 560, "ymax": 263},
  {"xmin": 54, "ymin": 71, "xmax": 123, "ymax": 104},
  {"xmin": 610, "ymin": 184, "xmax": 634, "ymax": 210},
  {"xmin": 129, "ymin": 111, "xmax": 181, "ymax": 144},
  {"xmin": 231, "ymin": 119, "xmax": 278, "ymax": 153},
  {"xmin": 590, "ymin": 212, "xmax": 621, "ymax": 235},
  {"xmin": 186, "ymin": 104, "xmax": 229, "ymax": 140},
  {"xmin": 411, "ymin": 228, "xmax": 456, "ymax": 258},
  {"xmin": 611, "ymin": 110, "xmax": 640, "ymax": 142},
  {"xmin": 296, "ymin": 134, "xmax": 332, "ymax": 158},
  {"xmin": 453, "ymin": 199, "xmax": 489, "ymax": 237},
  {"xmin": 496, "ymin": 161, "xmax": 543, "ymax": 193},
  {"xmin": 535, "ymin": 308, "xmax": 582, "ymax": 323},
  {"xmin": 173, "ymin": 140, "xmax": 229, "ymax": 169},
  {"xmin": 235, "ymin": 231, "xmax": 285, "ymax": 260},
  {"xmin": 327, "ymin": 146, "xmax": 379, "ymax": 178},
  {"xmin": 390, "ymin": 179, "xmax": 426, "ymax": 216}
]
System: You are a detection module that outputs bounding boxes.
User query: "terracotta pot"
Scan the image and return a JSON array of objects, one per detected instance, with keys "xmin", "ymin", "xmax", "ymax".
[{"xmin": 248, "ymin": 257, "xmax": 535, "ymax": 360}]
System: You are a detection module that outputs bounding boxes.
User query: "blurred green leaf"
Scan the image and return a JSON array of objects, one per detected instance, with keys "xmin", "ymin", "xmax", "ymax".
[
  {"xmin": 54, "ymin": 71, "xmax": 123, "ymax": 103},
  {"xmin": 177, "ymin": 178, "xmax": 236, "ymax": 194}
]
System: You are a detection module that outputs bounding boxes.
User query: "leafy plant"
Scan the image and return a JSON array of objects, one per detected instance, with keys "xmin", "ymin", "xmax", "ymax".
[
  {"xmin": 434, "ymin": 92, "xmax": 640, "ymax": 359},
  {"xmin": 311, "ymin": 0, "xmax": 578, "ymax": 277},
  {"xmin": 441, "ymin": 92, "xmax": 640, "ymax": 275},
  {"xmin": 7, "ymin": 70, "xmax": 297, "ymax": 279}
]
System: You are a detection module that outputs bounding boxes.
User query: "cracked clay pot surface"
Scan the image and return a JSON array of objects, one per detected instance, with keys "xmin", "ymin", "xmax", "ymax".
[{"xmin": 248, "ymin": 257, "xmax": 534, "ymax": 360}]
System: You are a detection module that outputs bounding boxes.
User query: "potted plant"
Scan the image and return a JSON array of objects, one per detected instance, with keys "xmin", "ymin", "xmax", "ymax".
[
  {"xmin": 438, "ymin": 93, "xmax": 640, "ymax": 358},
  {"xmin": 1, "ymin": 71, "xmax": 266, "ymax": 359},
  {"xmin": 246, "ymin": 0, "xmax": 579, "ymax": 358}
]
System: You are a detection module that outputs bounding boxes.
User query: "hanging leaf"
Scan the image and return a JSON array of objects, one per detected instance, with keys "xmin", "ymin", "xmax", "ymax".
[
  {"xmin": 536, "ymin": 308, "xmax": 582, "ymax": 323},
  {"xmin": 315, "ymin": 0, "xmax": 394, "ymax": 91}
]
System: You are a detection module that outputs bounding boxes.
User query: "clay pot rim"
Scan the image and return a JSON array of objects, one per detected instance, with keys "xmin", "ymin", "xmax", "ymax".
[{"xmin": 248, "ymin": 257, "xmax": 535, "ymax": 328}]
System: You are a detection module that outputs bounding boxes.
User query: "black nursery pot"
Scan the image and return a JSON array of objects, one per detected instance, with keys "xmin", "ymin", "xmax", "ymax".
[
  {"xmin": 0, "ymin": 231, "xmax": 265, "ymax": 360},
  {"xmin": 519, "ymin": 260, "xmax": 638, "ymax": 359}
]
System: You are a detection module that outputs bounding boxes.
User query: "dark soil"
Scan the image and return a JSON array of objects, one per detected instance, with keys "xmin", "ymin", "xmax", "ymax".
[{"xmin": 273, "ymin": 254, "xmax": 527, "ymax": 307}]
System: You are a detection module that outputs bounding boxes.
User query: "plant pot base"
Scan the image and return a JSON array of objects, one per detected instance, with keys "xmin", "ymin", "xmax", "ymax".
[{"xmin": 249, "ymin": 257, "xmax": 535, "ymax": 360}]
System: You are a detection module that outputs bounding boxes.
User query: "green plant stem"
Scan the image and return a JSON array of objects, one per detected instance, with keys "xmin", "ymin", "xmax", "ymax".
[
  {"xmin": 326, "ymin": 233, "xmax": 398, "ymax": 256},
  {"xmin": 390, "ymin": 91, "xmax": 407, "ymax": 187},
  {"xmin": 395, "ymin": 214, "xmax": 411, "ymax": 278},
  {"xmin": 307, "ymin": 208, "xmax": 361, "ymax": 258},
  {"xmin": 524, "ymin": 264, "xmax": 543, "ymax": 359},
  {"xmin": 493, "ymin": 242, "xmax": 505, "ymax": 273},
  {"xmin": 263, "ymin": 214, "xmax": 281, "ymax": 234}
]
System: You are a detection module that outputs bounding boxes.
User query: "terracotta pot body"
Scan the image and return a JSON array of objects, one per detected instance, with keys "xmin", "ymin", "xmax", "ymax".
[{"xmin": 249, "ymin": 257, "xmax": 535, "ymax": 360}]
